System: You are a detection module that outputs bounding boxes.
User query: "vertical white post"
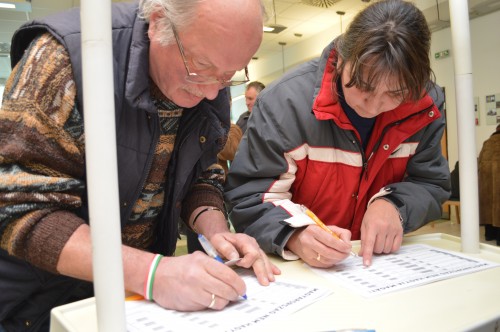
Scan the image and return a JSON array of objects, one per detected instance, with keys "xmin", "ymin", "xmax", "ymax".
[
  {"xmin": 81, "ymin": 0, "xmax": 126, "ymax": 330},
  {"xmin": 448, "ymin": 0, "xmax": 480, "ymax": 253}
]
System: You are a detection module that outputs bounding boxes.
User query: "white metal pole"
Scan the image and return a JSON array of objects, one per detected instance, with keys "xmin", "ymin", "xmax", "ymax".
[
  {"xmin": 81, "ymin": 0, "xmax": 126, "ymax": 330},
  {"xmin": 448, "ymin": 0, "xmax": 480, "ymax": 253}
]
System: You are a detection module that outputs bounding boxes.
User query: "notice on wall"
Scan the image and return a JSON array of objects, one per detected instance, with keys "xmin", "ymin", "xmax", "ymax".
[
  {"xmin": 485, "ymin": 93, "xmax": 500, "ymax": 125},
  {"xmin": 475, "ymin": 96, "xmax": 480, "ymax": 125}
]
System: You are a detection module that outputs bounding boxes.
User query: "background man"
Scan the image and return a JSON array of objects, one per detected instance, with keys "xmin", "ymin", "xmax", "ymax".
[{"xmin": 236, "ymin": 81, "xmax": 265, "ymax": 133}]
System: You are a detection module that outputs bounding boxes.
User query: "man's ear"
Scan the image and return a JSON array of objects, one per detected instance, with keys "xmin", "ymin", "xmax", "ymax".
[{"xmin": 148, "ymin": 10, "xmax": 162, "ymax": 41}]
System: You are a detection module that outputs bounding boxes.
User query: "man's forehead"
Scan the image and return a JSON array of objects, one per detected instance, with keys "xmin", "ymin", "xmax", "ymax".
[{"xmin": 187, "ymin": 0, "xmax": 263, "ymax": 67}]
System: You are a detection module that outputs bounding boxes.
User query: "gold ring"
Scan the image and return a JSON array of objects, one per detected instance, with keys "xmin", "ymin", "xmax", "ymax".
[
  {"xmin": 316, "ymin": 253, "xmax": 321, "ymax": 262},
  {"xmin": 208, "ymin": 293, "xmax": 216, "ymax": 309}
]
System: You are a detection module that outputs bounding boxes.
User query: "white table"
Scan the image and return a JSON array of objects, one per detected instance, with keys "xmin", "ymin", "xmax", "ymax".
[{"xmin": 50, "ymin": 233, "xmax": 500, "ymax": 332}]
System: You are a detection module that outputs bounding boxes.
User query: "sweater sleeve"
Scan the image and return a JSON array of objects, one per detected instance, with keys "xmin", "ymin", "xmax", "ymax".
[
  {"xmin": 217, "ymin": 123, "xmax": 242, "ymax": 163},
  {"xmin": 0, "ymin": 33, "xmax": 86, "ymax": 273},
  {"xmin": 180, "ymin": 165, "xmax": 226, "ymax": 227}
]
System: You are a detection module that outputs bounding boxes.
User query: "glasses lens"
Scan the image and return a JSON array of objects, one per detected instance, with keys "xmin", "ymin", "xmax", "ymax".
[
  {"xmin": 225, "ymin": 80, "xmax": 249, "ymax": 87},
  {"xmin": 185, "ymin": 73, "xmax": 218, "ymax": 84},
  {"xmin": 184, "ymin": 68, "xmax": 249, "ymax": 86},
  {"xmin": 231, "ymin": 68, "xmax": 248, "ymax": 83}
]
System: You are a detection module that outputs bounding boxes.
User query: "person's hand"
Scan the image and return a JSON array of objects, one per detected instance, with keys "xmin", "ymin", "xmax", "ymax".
[
  {"xmin": 152, "ymin": 252, "xmax": 246, "ymax": 311},
  {"xmin": 209, "ymin": 232, "xmax": 281, "ymax": 285},
  {"xmin": 358, "ymin": 199, "xmax": 404, "ymax": 266},
  {"xmin": 286, "ymin": 225, "xmax": 352, "ymax": 268}
]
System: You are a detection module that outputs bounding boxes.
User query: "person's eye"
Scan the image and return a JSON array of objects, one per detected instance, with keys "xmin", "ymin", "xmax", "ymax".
[
  {"xmin": 193, "ymin": 60, "xmax": 211, "ymax": 71},
  {"xmin": 358, "ymin": 81, "xmax": 374, "ymax": 92},
  {"xmin": 389, "ymin": 89, "xmax": 408, "ymax": 99}
]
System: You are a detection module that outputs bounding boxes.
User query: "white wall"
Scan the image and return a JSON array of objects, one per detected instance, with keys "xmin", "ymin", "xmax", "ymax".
[
  {"xmin": 431, "ymin": 10, "xmax": 500, "ymax": 169},
  {"xmin": 0, "ymin": 85, "xmax": 4, "ymax": 107},
  {"xmin": 229, "ymin": 84, "xmax": 247, "ymax": 123}
]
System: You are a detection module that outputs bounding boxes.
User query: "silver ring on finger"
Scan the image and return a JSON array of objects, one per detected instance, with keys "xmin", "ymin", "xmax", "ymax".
[{"xmin": 208, "ymin": 293, "xmax": 216, "ymax": 309}]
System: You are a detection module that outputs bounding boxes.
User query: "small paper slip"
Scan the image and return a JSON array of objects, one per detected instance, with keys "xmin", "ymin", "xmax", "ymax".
[
  {"xmin": 309, "ymin": 244, "xmax": 499, "ymax": 298},
  {"xmin": 126, "ymin": 269, "xmax": 331, "ymax": 332}
]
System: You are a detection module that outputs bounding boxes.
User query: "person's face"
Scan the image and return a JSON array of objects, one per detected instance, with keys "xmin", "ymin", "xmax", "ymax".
[
  {"xmin": 147, "ymin": 3, "xmax": 262, "ymax": 108},
  {"xmin": 340, "ymin": 61, "xmax": 406, "ymax": 118},
  {"xmin": 245, "ymin": 87, "xmax": 259, "ymax": 112}
]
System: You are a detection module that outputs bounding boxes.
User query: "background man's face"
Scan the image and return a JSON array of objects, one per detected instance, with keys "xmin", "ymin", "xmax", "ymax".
[{"xmin": 245, "ymin": 87, "xmax": 259, "ymax": 112}]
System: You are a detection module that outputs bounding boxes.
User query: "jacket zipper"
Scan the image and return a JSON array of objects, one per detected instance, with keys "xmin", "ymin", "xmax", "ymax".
[{"xmin": 362, "ymin": 104, "xmax": 435, "ymax": 180}]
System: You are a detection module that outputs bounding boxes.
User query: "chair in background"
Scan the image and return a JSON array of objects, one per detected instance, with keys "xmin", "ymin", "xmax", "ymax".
[
  {"xmin": 442, "ymin": 199, "xmax": 460, "ymax": 224},
  {"xmin": 441, "ymin": 160, "xmax": 460, "ymax": 224}
]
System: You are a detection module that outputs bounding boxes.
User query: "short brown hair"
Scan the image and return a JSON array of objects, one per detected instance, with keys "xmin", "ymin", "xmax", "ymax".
[
  {"xmin": 336, "ymin": 0, "xmax": 433, "ymax": 102},
  {"xmin": 246, "ymin": 81, "xmax": 265, "ymax": 93}
]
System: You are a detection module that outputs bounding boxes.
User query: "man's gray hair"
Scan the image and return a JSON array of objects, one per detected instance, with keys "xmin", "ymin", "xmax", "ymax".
[
  {"xmin": 138, "ymin": 0, "xmax": 267, "ymax": 46},
  {"xmin": 138, "ymin": 0, "xmax": 202, "ymax": 46}
]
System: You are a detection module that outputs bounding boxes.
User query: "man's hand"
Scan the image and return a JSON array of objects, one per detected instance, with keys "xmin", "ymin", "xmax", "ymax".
[
  {"xmin": 191, "ymin": 206, "xmax": 280, "ymax": 285},
  {"xmin": 359, "ymin": 199, "xmax": 404, "ymax": 266},
  {"xmin": 152, "ymin": 252, "xmax": 246, "ymax": 311},
  {"xmin": 286, "ymin": 225, "xmax": 352, "ymax": 268},
  {"xmin": 209, "ymin": 232, "xmax": 281, "ymax": 285}
]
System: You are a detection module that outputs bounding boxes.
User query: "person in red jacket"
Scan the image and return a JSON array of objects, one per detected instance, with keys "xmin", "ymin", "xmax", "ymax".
[{"xmin": 226, "ymin": 0, "xmax": 450, "ymax": 268}]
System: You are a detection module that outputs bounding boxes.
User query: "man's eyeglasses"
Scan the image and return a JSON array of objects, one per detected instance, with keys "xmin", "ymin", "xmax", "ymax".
[{"xmin": 169, "ymin": 18, "xmax": 250, "ymax": 87}]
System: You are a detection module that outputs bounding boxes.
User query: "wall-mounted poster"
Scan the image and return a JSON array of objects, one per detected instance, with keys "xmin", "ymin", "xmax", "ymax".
[
  {"xmin": 485, "ymin": 94, "xmax": 500, "ymax": 125},
  {"xmin": 475, "ymin": 96, "xmax": 479, "ymax": 125}
]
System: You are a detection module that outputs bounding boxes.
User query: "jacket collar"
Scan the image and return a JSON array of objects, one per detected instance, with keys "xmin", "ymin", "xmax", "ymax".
[{"xmin": 125, "ymin": 17, "xmax": 156, "ymax": 113}]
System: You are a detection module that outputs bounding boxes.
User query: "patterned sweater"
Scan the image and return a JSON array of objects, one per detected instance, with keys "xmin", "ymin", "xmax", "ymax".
[{"xmin": 0, "ymin": 34, "xmax": 225, "ymax": 273}]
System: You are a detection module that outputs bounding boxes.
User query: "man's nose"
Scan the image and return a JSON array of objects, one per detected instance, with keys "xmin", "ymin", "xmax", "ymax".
[{"xmin": 200, "ymin": 83, "xmax": 223, "ymax": 100}]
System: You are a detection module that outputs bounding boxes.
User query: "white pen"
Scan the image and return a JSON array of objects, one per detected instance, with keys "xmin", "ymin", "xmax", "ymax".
[
  {"xmin": 198, "ymin": 234, "xmax": 225, "ymax": 263},
  {"xmin": 198, "ymin": 234, "xmax": 247, "ymax": 299}
]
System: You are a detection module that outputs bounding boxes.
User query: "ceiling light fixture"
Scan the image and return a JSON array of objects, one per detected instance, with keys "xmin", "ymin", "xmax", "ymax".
[
  {"xmin": 0, "ymin": 0, "xmax": 31, "ymax": 12},
  {"xmin": 279, "ymin": 42, "xmax": 286, "ymax": 73},
  {"xmin": 0, "ymin": 3, "xmax": 16, "ymax": 9},
  {"xmin": 263, "ymin": 0, "xmax": 287, "ymax": 34},
  {"xmin": 336, "ymin": 10, "xmax": 345, "ymax": 33},
  {"xmin": 302, "ymin": 0, "xmax": 341, "ymax": 8}
]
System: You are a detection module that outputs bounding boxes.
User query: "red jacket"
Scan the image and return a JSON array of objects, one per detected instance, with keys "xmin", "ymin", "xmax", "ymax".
[{"xmin": 226, "ymin": 40, "xmax": 450, "ymax": 256}]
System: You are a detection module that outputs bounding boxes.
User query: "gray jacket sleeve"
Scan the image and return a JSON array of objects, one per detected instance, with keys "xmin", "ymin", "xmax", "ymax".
[
  {"xmin": 223, "ymin": 62, "xmax": 327, "ymax": 257},
  {"xmin": 225, "ymin": 97, "xmax": 299, "ymax": 256},
  {"xmin": 382, "ymin": 85, "xmax": 451, "ymax": 232}
]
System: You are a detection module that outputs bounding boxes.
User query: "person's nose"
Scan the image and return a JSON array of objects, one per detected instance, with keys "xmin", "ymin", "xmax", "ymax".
[
  {"xmin": 199, "ymin": 83, "xmax": 222, "ymax": 100},
  {"xmin": 362, "ymin": 91, "xmax": 391, "ymax": 114}
]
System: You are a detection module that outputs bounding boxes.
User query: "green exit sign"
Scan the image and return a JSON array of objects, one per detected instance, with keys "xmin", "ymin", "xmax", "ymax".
[{"xmin": 435, "ymin": 49, "xmax": 450, "ymax": 59}]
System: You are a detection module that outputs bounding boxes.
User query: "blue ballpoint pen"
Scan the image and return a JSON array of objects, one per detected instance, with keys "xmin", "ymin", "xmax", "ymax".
[
  {"xmin": 198, "ymin": 234, "xmax": 224, "ymax": 263},
  {"xmin": 197, "ymin": 234, "xmax": 247, "ymax": 300}
]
